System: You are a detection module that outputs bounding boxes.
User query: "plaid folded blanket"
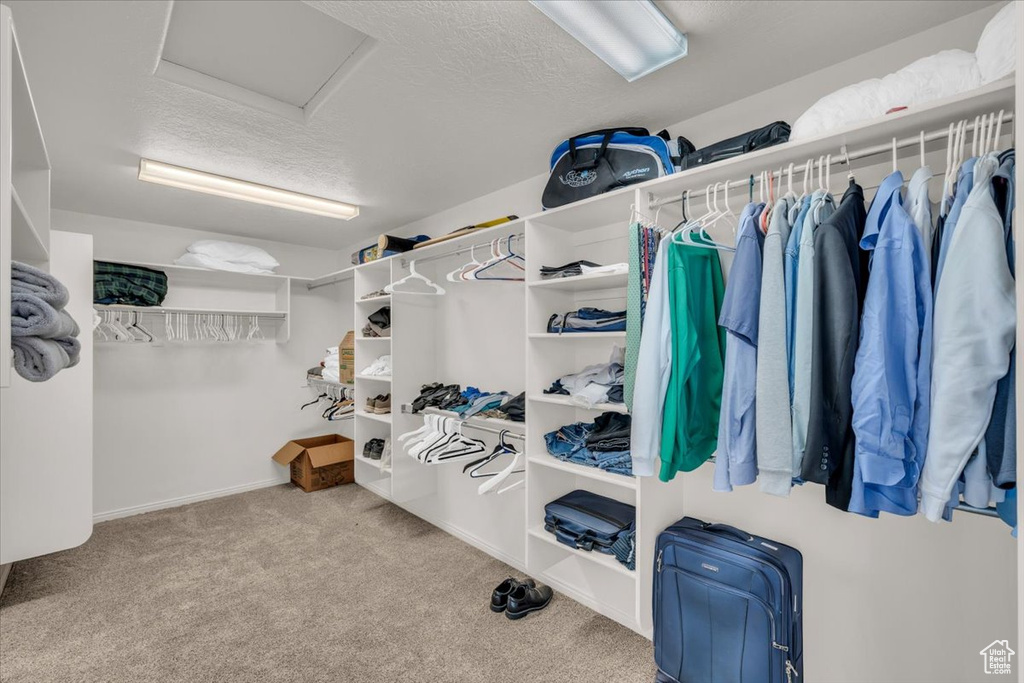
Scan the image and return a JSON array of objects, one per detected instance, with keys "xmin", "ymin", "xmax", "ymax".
[{"xmin": 94, "ymin": 261, "xmax": 168, "ymax": 307}]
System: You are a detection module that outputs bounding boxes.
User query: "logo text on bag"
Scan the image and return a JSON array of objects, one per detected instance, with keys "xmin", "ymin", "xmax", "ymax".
[{"xmin": 559, "ymin": 170, "xmax": 598, "ymax": 188}]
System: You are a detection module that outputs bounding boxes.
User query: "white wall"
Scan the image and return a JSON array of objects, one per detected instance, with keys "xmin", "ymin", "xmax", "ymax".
[
  {"xmin": 52, "ymin": 209, "xmax": 354, "ymax": 520},
  {"xmin": 362, "ymin": 2, "xmax": 1003, "ymax": 251}
]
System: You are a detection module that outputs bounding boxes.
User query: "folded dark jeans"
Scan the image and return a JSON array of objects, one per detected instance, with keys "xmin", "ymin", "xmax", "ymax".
[
  {"xmin": 548, "ymin": 308, "xmax": 627, "ymax": 333},
  {"xmin": 539, "ymin": 260, "xmax": 602, "ymax": 280},
  {"xmin": 586, "ymin": 412, "xmax": 631, "ymax": 451}
]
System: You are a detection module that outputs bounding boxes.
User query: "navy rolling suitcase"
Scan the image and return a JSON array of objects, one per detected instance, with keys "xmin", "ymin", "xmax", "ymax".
[{"xmin": 653, "ymin": 517, "xmax": 803, "ymax": 683}]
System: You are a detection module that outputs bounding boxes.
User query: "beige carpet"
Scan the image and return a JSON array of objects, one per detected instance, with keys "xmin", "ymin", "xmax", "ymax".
[{"xmin": 0, "ymin": 484, "xmax": 655, "ymax": 682}]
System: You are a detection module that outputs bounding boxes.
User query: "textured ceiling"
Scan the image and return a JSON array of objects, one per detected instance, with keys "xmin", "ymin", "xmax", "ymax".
[{"xmin": 4, "ymin": 0, "xmax": 994, "ymax": 249}]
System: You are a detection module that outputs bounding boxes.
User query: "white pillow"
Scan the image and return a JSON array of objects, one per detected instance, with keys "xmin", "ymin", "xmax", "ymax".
[
  {"xmin": 185, "ymin": 240, "xmax": 280, "ymax": 270},
  {"xmin": 174, "ymin": 252, "xmax": 276, "ymax": 274},
  {"xmin": 977, "ymin": 2, "xmax": 1016, "ymax": 84},
  {"xmin": 878, "ymin": 50, "xmax": 981, "ymax": 110}
]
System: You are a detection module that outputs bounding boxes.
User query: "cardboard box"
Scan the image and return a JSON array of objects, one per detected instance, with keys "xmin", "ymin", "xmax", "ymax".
[
  {"xmin": 272, "ymin": 434, "xmax": 355, "ymax": 492},
  {"xmin": 339, "ymin": 331, "xmax": 355, "ymax": 384}
]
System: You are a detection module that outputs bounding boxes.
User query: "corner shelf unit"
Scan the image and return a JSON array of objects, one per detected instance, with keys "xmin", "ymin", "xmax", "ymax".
[
  {"xmin": 339, "ymin": 79, "xmax": 1020, "ymax": 643},
  {"xmin": 1, "ymin": 5, "xmax": 52, "ymax": 387}
]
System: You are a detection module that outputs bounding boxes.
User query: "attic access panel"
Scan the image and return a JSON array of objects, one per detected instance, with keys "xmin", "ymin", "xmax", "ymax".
[{"xmin": 157, "ymin": 0, "xmax": 374, "ymax": 123}]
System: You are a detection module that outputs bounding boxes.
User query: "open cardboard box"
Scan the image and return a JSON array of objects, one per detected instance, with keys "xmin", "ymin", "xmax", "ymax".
[{"xmin": 272, "ymin": 434, "xmax": 354, "ymax": 492}]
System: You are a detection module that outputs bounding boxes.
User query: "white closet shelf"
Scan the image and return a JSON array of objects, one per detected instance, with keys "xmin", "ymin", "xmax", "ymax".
[
  {"xmin": 417, "ymin": 406, "xmax": 525, "ymax": 432},
  {"xmin": 95, "ymin": 304, "xmax": 286, "ymax": 318},
  {"xmin": 97, "ymin": 259, "xmax": 292, "ymax": 289},
  {"xmin": 356, "ymin": 336, "xmax": 391, "ymax": 342},
  {"xmin": 355, "ymin": 374, "xmax": 392, "ymax": 383},
  {"xmin": 527, "ymin": 454, "xmax": 637, "ymax": 490},
  {"xmin": 528, "ymin": 332, "xmax": 627, "ymax": 340},
  {"xmin": 527, "ymin": 525, "xmax": 637, "ymax": 579},
  {"xmin": 356, "ymin": 294, "xmax": 392, "ymax": 304},
  {"xmin": 528, "ymin": 271, "xmax": 627, "ymax": 292},
  {"xmin": 11, "ymin": 186, "xmax": 48, "ymax": 262},
  {"xmin": 306, "ymin": 377, "xmax": 353, "ymax": 389},
  {"xmin": 528, "ymin": 394, "xmax": 629, "ymax": 415},
  {"xmin": 355, "ymin": 454, "xmax": 387, "ymax": 471},
  {"xmin": 358, "ymin": 411, "xmax": 392, "ymax": 425}
]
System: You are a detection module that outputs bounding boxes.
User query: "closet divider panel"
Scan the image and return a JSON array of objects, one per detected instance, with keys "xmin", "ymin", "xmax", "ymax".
[
  {"xmin": 389, "ymin": 259, "xmax": 440, "ymax": 504},
  {"xmin": 390, "ymin": 253, "xmax": 527, "ymax": 569},
  {"xmin": 0, "ymin": 231, "xmax": 92, "ymax": 564}
]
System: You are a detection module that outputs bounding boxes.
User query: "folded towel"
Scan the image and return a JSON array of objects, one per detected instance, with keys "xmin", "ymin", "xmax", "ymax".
[
  {"xmin": 54, "ymin": 336, "xmax": 81, "ymax": 368},
  {"xmin": 12, "ymin": 336, "xmax": 70, "ymax": 382},
  {"xmin": 12, "ymin": 261, "xmax": 70, "ymax": 308},
  {"xmin": 10, "ymin": 292, "xmax": 61, "ymax": 338}
]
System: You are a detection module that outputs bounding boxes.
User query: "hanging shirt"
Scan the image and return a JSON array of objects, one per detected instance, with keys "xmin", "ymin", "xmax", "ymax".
[
  {"xmin": 784, "ymin": 196, "xmax": 813, "ymax": 395},
  {"xmin": 848, "ymin": 171, "xmax": 933, "ymax": 518},
  {"xmin": 630, "ymin": 234, "xmax": 673, "ymax": 477},
  {"xmin": 757, "ymin": 195, "xmax": 796, "ymax": 497},
  {"xmin": 792, "ymin": 190, "xmax": 836, "ymax": 479},
  {"xmin": 933, "ymin": 157, "xmax": 977, "ymax": 292},
  {"xmin": 920, "ymin": 155, "xmax": 1015, "ymax": 521},
  {"xmin": 714, "ymin": 203, "xmax": 765, "ymax": 492},
  {"xmin": 802, "ymin": 180, "xmax": 867, "ymax": 510},
  {"xmin": 624, "ymin": 222, "xmax": 643, "ymax": 410},
  {"xmin": 985, "ymin": 149, "xmax": 1016, "ymax": 488},
  {"xmin": 906, "ymin": 166, "xmax": 935, "ymax": 255},
  {"xmin": 659, "ymin": 237, "xmax": 727, "ymax": 481}
]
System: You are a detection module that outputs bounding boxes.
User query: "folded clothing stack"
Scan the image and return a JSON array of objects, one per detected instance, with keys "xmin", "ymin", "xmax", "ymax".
[
  {"xmin": 321, "ymin": 346, "xmax": 341, "ymax": 383},
  {"xmin": 174, "ymin": 240, "xmax": 280, "ymax": 274},
  {"xmin": 410, "ymin": 384, "xmax": 526, "ymax": 422},
  {"xmin": 360, "ymin": 354, "xmax": 392, "ymax": 377},
  {"xmin": 544, "ymin": 412, "xmax": 632, "ymax": 476},
  {"xmin": 540, "ymin": 260, "xmax": 601, "ymax": 280},
  {"xmin": 94, "ymin": 261, "xmax": 168, "ymax": 307},
  {"xmin": 544, "ymin": 347, "xmax": 625, "ymax": 407},
  {"xmin": 411, "ymin": 383, "xmax": 466, "ymax": 412},
  {"xmin": 11, "ymin": 261, "xmax": 81, "ymax": 382},
  {"xmin": 547, "ymin": 307, "xmax": 626, "ymax": 334},
  {"xmin": 362, "ymin": 306, "xmax": 391, "ymax": 338}
]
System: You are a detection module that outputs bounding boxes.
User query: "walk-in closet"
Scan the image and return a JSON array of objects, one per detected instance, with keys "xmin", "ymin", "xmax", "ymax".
[{"xmin": 0, "ymin": 2, "xmax": 1021, "ymax": 682}]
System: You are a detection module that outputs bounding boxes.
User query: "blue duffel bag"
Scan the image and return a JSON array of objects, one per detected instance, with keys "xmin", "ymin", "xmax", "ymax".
[
  {"xmin": 542, "ymin": 127, "xmax": 675, "ymax": 210},
  {"xmin": 654, "ymin": 517, "xmax": 803, "ymax": 683}
]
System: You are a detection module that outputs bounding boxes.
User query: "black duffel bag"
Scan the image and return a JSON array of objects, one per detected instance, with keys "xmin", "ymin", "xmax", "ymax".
[{"xmin": 677, "ymin": 121, "xmax": 791, "ymax": 171}]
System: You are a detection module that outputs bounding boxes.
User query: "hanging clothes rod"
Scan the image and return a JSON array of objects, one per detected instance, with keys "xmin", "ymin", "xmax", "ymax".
[
  {"xmin": 400, "ymin": 404, "xmax": 525, "ymax": 440},
  {"xmin": 399, "ymin": 233, "xmax": 525, "ymax": 269},
  {"xmin": 648, "ymin": 111, "xmax": 1015, "ymax": 209}
]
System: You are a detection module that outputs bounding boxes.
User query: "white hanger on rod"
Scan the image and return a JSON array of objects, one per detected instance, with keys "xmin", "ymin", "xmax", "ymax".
[
  {"xmin": 919, "ymin": 130, "xmax": 926, "ymax": 168},
  {"xmin": 386, "ymin": 259, "xmax": 445, "ymax": 295},
  {"xmin": 891, "ymin": 137, "xmax": 898, "ymax": 174}
]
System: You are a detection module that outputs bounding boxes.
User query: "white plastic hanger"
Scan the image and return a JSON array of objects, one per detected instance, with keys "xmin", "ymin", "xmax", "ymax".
[
  {"xmin": 446, "ymin": 243, "xmax": 481, "ymax": 282},
  {"xmin": 891, "ymin": 137, "xmax": 898, "ymax": 174},
  {"xmin": 386, "ymin": 259, "xmax": 445, "ymax": 295}
]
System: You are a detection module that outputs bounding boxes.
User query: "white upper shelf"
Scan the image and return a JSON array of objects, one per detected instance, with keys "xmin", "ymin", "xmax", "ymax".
[{"xmin": 98, "ymin": 259, "xmax": 293, "ymax": 290}]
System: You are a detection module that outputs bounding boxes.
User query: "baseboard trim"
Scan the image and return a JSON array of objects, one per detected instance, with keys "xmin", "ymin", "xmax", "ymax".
[{"xmin": 93, "ymin": 478, "xmax": 285, "ymax": 523}]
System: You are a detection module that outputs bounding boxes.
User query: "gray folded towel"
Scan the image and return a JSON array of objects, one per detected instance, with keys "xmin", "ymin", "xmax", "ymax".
[
  {"xmin": 10, "ymin": 292, "xmax": 61, "ymax": 337},
  {"xmin": 11, "ymin": 336, "xmax": 70, "ymax": 382},
  {"xmin": 54, "ymin": 336, "xmax": 81, "ymax": 368},
  {"xmin": 11, "ymin": 261, "xmax": 69, "ymax": 309}
]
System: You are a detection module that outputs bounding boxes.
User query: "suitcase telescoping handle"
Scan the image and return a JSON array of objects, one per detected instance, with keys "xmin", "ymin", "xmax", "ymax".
[{"xmin": 700, "ymin": 522, "xmax": 754, "ymax": 543}]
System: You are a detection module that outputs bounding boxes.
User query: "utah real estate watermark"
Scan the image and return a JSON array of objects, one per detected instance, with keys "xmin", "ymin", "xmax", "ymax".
[{"xmin": 980, "ymin": 640, "xmax": 1015, "ymax": 675}]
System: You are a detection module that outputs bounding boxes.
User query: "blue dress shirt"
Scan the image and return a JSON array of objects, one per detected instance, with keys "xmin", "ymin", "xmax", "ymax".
[{"xmin": 848, "ymin": 171, "xmax": 933, "ymax": 517}]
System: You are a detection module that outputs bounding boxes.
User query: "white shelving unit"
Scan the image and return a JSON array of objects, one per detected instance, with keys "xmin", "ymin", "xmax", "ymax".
[
  {"xmin": 337, "ymin": 79, "xmax": 1020, "ymax": 647},
  {"xmin": 1, "ymin": 5, "xmax": 52, "ymax": 387}
]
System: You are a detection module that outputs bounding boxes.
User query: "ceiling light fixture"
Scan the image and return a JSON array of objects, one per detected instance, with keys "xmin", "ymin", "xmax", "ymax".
[
  {"xmin": 137, "ymin": 159, "xmax": 359, "ymax": 220},
  {"xmin": 529, "ymin": 0, "xmax": 688, "ymax": 82}
]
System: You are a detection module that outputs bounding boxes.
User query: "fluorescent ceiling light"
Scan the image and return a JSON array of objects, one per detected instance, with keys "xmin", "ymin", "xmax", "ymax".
[
  {"xmin": 530, "ymin": 0, "xmax": 687, "ymax": 82},
  {"xmin": 137, "ymin": 159, "xmax": 359, "ymax": 220}
]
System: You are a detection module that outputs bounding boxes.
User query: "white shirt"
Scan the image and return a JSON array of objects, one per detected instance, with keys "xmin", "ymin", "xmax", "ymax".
[{"xmin": 630, "ymin": 235, "xmax": 673, "ymax": 477}]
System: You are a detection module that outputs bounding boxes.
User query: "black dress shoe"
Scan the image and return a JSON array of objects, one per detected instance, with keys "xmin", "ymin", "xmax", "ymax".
[
  {"xmin": 506, "ymin": 582, "xmax": 553, "ymax": 620},
  {"xmin": 490, "ymin": 578, "xmax": 535, "ymax": 613}
]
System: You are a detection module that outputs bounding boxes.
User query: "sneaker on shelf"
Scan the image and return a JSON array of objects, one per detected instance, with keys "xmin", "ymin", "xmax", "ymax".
[{"xmin": 374, "ymin": 394, "xmax": 391, "ymax": 414}]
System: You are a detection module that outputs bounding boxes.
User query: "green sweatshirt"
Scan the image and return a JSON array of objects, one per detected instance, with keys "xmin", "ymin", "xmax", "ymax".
[{"xmin": 659, "ymin": 239, "xmax": 727, "ymax": 481}]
